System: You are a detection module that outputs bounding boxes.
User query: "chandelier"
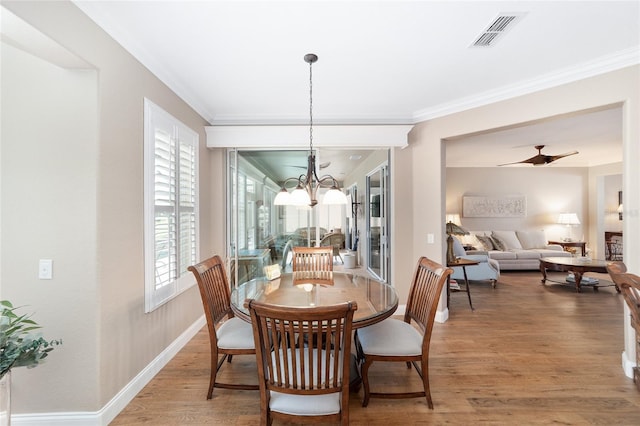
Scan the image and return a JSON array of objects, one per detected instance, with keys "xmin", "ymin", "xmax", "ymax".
[{"xmin": 273, "ymin": 54, "xmax": 347, "ymax": 208}]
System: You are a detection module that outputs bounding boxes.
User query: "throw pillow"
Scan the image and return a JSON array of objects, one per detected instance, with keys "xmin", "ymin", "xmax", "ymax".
[
  {"xmin": 492, "ymin": 230, "xmax": 523, "ymax": 250},
  {"xmin": 476, "ymin": 235, "xmax": 495, "ymax": 251},
  {"xmin": 490, "ymin": 235, "xmax": 506, "ymax": 251},
  {"xmin": 517, "ymin": 230, "xmax": 547, "ymax": 249}
]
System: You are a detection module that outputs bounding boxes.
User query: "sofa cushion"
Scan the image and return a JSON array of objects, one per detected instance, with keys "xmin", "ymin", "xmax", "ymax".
[
  {"xmin": 487, "ymin": 250, "xmax": 517, "ymax": 260},
  {"xmin": 511, "ymin": 250, "xmax": 543, "ymax": 260},
  {"xmin": 492, "ymin": 231, "xmax": 523, "ymax": 250},
  {"xmin": 534, "ymin": 248, "xmax": 572, "ymax": 258},
  {"xmin": 517, "ymin": 230, "xmax": 547, "ymax": 249}
]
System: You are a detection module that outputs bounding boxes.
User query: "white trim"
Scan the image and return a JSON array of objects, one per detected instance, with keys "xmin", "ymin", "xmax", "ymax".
[
  {"xmin": 205, "ymin": 124, "xmax": 413, "ymax": 149},
  {"xmin": 413, "ymin": 47, "xmax": 640, "ymax": 123},
  {"xmin": 11, "ymin": 316, "xmax": 206, "ymax": 426},
  {"xmin": 621, "ymin": 350, "xmax": 636, "ymax": 380}
]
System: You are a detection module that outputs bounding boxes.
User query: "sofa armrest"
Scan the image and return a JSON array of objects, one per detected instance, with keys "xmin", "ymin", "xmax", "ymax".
[{"xmin": 545, "ymin": 244, "xmax": 564, "ymax": 251}]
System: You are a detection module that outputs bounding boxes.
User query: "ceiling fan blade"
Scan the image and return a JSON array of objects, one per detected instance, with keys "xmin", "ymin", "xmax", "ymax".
[
  {"xmin": 498, "ymin": 154, "xmax": 542, "ymax": 166},
  {"xmin": 498, "ymin": 146, "xmax": 578, "ymax": 166},
  {"xmin": 547, "ymin": 151, "xmax": 579, "ymax": 163}
]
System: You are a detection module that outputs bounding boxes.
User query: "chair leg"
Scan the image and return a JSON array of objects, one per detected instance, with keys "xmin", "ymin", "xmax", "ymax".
[
  {"xmin": 208, "ymin": 351, "xmax": 226, "ymax": 399},
  {"xmin": 420, "ymin": 359, "xmax": 433, "ymax": 409},
  {"xmin": 360, "ymin": 357, "xmax": 374, "ymax": 407}
]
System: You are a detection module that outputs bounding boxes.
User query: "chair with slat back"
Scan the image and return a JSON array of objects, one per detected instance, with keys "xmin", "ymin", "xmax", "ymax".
[
  {"xmin": 188, "ymin": 255, "xmax": 258, "ymax": 399},
  {"xmin": 609, "ymin": 271, "xmax": 640, "ymax": 390},
  {"xmin": 320, "ymin": 232, "xmax": 345, "ymax": 264},
  {"xmin": 245, "ymin": 299, "xmax": 357, "ymax": 426},
  {"xmin": 354, "ymin": 256, "xmax": 452, "ymax": 409},
  {"xmin": 291, "ymin": 246, "xmax": 334, "ymax": 273},
  {"xmin": 606, "ymin": 261, "xmax": 627, "ymax": 293}
]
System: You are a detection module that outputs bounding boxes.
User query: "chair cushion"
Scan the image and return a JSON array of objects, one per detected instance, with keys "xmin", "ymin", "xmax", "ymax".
[
  {"xmin": 357, "ymin": 318, "xmax": 422, "ymax": 356},
  {"xmin": 217, "ymin": 317, "xmax": 255, "ymax": 350},
  {"xmin": 270, "ymin": 391, "xmax": 341, "ymax": 416}
]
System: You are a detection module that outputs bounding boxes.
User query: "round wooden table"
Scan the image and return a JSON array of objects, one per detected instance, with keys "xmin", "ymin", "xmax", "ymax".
[
  {"xmin": 230, "ymin": 271, "xmax": 399, "ymax": 329},
  {"xmin": 539, "ymin": 257, "xmax": 618, "ymax": 293}
]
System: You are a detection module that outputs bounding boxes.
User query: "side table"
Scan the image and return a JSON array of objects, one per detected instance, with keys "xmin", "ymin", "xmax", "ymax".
[
  {"xmin": 548, "ymin": 240, "xmax": 586, "ymax": 257},
  {"xmin": 447, "ymin": 258, "xmax": 479, "ymax": 311}
]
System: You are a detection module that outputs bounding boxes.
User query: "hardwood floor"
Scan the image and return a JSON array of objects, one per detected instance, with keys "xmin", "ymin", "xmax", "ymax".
[{"xmin": 112, "ymin": 271, "xmax": 640, "ymax": 425}]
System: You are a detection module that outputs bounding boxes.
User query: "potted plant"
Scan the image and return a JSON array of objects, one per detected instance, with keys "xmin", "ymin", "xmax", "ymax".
[{"xmin": 0, "ymin": 300, "xmax": 61, "ymax": 425}]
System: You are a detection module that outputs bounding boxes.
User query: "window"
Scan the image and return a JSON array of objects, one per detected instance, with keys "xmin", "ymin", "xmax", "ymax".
[{"xmin": 144, "ymin": 99, "xmax": 199, "ymax": 312}]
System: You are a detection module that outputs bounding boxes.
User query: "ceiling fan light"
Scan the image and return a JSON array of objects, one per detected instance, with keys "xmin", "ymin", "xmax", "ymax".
[
  {"xmin": 323, "ymin": 187, "xmax": 348, "ymax": 205},
  {"xmin": 273, "ymin": 188, "xmax": 291, "ymax": 205},
  {"xmin": 290, "ymin": 186, "xmax": 312, "ymax": 206}
]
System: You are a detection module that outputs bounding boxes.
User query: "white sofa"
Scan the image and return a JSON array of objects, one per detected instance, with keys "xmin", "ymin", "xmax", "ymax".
[{"xmin": 462, "ymin": 230, "xmax": 572, "ymax": 271}]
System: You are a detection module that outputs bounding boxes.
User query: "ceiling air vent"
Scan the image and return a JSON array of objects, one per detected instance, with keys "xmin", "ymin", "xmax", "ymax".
[{"xmin": 471, "ymin": 13, "xmax": 526, "ymax": 47}]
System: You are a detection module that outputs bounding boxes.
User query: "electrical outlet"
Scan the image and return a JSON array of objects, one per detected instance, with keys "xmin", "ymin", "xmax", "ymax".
[{"xmin": 39, "ymin": 259, "xmax": 53, "ymax": 280}]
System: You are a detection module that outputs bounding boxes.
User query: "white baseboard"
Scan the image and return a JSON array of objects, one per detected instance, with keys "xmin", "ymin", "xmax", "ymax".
[
  {"xmin": 622, "ymin": 349, "xmax": 637, "ymax": 379},
  {"xmin": 11, "ymin": 316, "xmax": 206, "ymax": 426}
]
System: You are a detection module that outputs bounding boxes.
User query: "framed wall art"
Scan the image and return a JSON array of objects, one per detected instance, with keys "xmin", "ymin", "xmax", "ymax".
[{"xmin": 463, "ymin": 195, "xmax": 526, "ymax": 218}]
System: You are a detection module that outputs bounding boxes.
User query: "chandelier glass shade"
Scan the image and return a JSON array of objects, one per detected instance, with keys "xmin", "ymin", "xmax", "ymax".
[{"xmin": 273, "ymin": 53, "xmax": 347, "ymax": 208}]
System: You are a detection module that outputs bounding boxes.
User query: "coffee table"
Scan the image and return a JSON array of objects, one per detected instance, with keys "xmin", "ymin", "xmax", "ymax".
[{"xmin": 539, "ymin": 257, "xmax": 618, "ymax": 293}]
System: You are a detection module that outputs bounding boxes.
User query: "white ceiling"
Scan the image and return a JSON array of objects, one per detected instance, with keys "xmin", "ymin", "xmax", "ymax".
[{"xmin": 72, "ymin": 1, "xmax": 639, "ymax": 168}]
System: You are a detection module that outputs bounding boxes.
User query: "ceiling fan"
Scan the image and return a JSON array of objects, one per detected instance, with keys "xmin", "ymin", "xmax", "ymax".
[
  {"xmin": 498, "ymin": 145, "xmax": 579, "ymax": 166},
  {"xmin": 287, "ymin": 161, "xmax": 331, "ymax": 170}
]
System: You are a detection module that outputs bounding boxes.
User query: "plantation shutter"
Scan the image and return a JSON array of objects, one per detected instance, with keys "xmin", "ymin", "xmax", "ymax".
[{"xmin": 144, "ymin": 99, "xmax": 199, "ymax": 312}]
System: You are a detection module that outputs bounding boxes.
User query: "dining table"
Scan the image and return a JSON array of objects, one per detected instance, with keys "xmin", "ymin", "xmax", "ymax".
[{"xmin": 230, "ymin": 271, "xmax": 399, "ymax": 329}]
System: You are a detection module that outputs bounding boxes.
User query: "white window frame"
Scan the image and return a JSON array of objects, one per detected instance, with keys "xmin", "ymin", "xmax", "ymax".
[{"xmin": 144, "ymin": 98, "xmax": 199, "ymax": 312}]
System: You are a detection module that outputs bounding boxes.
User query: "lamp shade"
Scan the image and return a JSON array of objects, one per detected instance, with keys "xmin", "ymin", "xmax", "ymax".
[
  {"xmin": 445, "ymin": 213, "xmax": 461, "ymax": 225},
  {"xmin": 558, "ymin": 213, "xmax": 580, "ymax": 225},
  {"xmin": 446, "ymin": 221, "xmax": 469, "ymax": 236}
]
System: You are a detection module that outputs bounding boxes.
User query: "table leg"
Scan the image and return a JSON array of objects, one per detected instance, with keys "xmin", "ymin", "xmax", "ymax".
[
  {"xmin": 447, "ymin": 279, "xmax": 450, "ymax": 309},
  {"xmin": 540, "ymin": 263, "xmax": 547, "ymax": 284},
  {"xmin": 462, "ymin": 266, "xmax": 474, "ymax": 310},
  {"xmin": 574, "ymin": 271, "xmax": 583, "ymax": 293}
]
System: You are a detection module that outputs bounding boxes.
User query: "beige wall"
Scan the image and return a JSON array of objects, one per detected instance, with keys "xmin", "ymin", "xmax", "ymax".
[
  {"xmin": 447, "ymin": 167, "xmax": 590, "ymax": 243},
  {"xmin": 1, "ymin": 0, "xmax": 219, "ymax": 417},
  {"xmin": 447, "ymin": 165, "xmax": 625, "ymax": 259},
  {"xmin": 1, "ymin": 42, "xmax": 100, "ymax": 411}
]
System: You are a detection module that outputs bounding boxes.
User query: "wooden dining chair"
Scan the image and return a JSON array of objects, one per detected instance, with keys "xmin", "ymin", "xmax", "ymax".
[
  {"xmin": 606, "ymin": 260, "xmax": 627, "ymax": 292},
  {"xmin": 245, "ymin": 299, "xmax": 357, "ymax": 426},
  {"xmin": 188, "ymin": 255, "xmax": 258, "ymax": 399},
  {"xmin": 612, "ymin": 272, "xmax": 640, "ymax": 389},
  {"xmin": 291, "ymin": 246, "xmax": 334, "ymax": 273},
  {"xmin": 354, "ymin": 256, "xmax": 452, "ymax": 409}
]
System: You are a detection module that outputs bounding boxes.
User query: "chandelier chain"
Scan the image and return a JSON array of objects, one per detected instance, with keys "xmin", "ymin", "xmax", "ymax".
[{"xmin": 309, "ymin": 58, "xmax": 313, "ymax": 154}]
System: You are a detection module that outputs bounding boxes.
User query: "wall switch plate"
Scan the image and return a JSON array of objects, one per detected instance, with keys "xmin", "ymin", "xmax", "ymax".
[
  {"xmin": 39, "ymin": 259, "xmax": 53, "ymax": 279},
  {"xmin": 427, "ymin": 233, "xmax": 435, "ymax": 244}
]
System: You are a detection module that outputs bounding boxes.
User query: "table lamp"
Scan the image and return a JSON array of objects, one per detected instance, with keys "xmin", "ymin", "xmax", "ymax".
[
  {"xmin": 446, "ymin": 219, "xmax": 469, "ymax": 265},
  {"xmin": 557, "ymin": 213, "xmax": 580, "ymax": 242}
]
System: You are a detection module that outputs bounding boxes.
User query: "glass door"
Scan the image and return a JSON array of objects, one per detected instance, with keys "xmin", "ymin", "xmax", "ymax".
[{"xmin": 366, "ymin": 163, "xmax": 389, "ymax": 282}]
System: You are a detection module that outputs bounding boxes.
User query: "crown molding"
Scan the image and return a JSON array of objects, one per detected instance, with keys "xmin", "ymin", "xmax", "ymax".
[{"xmin": 412, "ymin": 47, "xmax": 640, "ymax": 123}]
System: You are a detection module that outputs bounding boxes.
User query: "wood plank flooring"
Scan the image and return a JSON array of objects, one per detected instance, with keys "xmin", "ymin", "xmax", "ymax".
[{"xmin": 112, "ymin": 271, "xmax": 640, "ymax": 425}]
